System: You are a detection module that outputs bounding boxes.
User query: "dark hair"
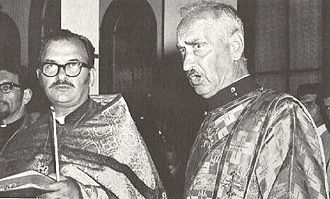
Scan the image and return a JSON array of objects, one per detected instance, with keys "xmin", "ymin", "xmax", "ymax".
[
  {"xmin": 0, "ymin": 64, "xmax": 29, "ymax": 89},
  {"xmin": 296, "ymin": 82, "xmax": 328, "ymax": 123},
  {"xmin": 39, "ymin": 29, "xmax": 95, "ymax": 66},
  {"xmin": 297, "ymin": 83, "xmax": 323, "ymax": 106}
]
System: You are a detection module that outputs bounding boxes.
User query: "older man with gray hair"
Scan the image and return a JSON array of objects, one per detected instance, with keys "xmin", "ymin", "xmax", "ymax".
[{"xmin": 177, "ymin": 1, "xmax": 328, "ymax": 198}]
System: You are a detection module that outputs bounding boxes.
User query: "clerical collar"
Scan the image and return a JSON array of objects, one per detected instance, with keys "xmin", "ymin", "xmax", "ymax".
[
  {"xmin": 55, "ymin": 115, "xmax": 66, "ymax": 125},
  {"xmin": 0, "ymin": 116, "xmax": 25, "ymax": 129},
  {"xmin": 205, "ymin": 75, "xmax": 261, "ymax": 111}
]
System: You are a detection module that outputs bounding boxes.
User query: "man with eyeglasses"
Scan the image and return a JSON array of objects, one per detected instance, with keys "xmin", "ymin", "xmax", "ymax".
[
  {"xmin": 0, "ymin": 30, "xmax": 166, "ymax": 199},
  {"xmin": 0, "ymin": 65, "xmax": 38, "ymax": 150}
]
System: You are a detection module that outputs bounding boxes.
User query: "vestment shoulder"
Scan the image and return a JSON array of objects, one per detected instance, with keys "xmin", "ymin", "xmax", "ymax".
[{"xmin": 90, "ymin": 93, "xmax": 123, "ymax": 106}]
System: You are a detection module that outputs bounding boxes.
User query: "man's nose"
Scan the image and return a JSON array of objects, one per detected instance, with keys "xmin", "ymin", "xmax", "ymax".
[
  {"xmin": 57, "ymin": 66, "xmax": 67, "ymax": 80},
  {"xmin": 182, "ymin": 52, "xmax": 195, "ymax": 71}
]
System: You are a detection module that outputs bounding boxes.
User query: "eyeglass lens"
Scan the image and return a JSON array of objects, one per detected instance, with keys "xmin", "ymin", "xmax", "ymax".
[
  {"xmin": 0, "ymin": 83, "xmax": 20, "ymax": 94},
  {"xmin": 41, "ymin": 62, "xmax": 87, "ymax": 77}
]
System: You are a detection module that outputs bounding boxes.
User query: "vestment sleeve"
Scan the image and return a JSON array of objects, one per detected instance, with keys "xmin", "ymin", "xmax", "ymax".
[
  {"xmin": 59, "ymin": 96, "xmax": 166, "ymax": 198},
  {"xmin": 70, "ymin": 177, "xmax": 115, "ymax": 198},
  {"xmin": 255, "ymin": 96, "xmax": 328, "ymax": 198}
]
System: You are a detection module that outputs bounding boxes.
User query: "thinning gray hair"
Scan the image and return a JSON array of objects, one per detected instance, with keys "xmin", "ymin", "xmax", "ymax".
[{"xmin": 179, "ymin": 1, "xmax": 244, "ymax": 39}]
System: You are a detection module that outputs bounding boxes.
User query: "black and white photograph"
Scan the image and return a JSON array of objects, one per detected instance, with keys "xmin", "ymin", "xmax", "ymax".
[{"xmin": 0, "ymin": 0, "xmax": 330, "ymax": 198}]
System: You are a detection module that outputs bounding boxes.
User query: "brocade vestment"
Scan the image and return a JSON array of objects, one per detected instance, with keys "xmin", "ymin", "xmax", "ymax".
[
  {"xmin": 0, "ymin": 94, "xmax": 166, "ymax": 198},
  {"xmin": 185, "ymin": 76, "xmax": 328, "ymax": 199},
  {"xmin": 317, "ymin": 124, "xmax": 330, "ymax": 190}
]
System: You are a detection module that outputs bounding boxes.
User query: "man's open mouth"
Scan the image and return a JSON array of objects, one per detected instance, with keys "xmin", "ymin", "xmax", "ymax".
[{"xmin": 189, "ymin": 74, "xmax": 202, "ymax": 85}]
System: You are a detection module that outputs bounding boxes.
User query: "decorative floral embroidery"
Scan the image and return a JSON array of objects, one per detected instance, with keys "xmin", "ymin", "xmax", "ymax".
[{"xmin": 27, "ymin": 154, "xmax": 52, "ymax": 175}]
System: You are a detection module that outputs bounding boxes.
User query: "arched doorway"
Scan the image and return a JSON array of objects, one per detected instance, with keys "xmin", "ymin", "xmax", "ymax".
[
  {"xmin": 100, "ymin": 0, "xmax": 157, "ymax": 118},
  {"xmin": 28, "ymin": 0, "xmax": 61, "ymax": 112},
  {"xmin": 0, "ymin": 10, "xmax": 20, "ymax": 68}
]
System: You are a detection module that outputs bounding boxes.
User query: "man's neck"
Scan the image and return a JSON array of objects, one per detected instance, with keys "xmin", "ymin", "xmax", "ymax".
[
  {"xmin": 1, "ymin": 116, "xmax": 24, "ymax": 128},
  {"xmin": 52, "ymin": 99, "xmax": 88, "ymax": 122},
  {"xmin": 231, "ymin": 61, "xmax": 249, "ymax": 83},
  {"xmin": 53, "ymin": 105, "xmax": 79, "ymax": 118},
  {"xmin": 222, "ymin": 67, "xmax": 249, "ymax": 90},
  {"xmin": 53, "ymin": 106, "xmax": 78, "ymax": 125}
]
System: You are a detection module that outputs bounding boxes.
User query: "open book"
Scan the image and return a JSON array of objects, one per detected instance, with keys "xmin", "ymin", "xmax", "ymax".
[{"xmin": 0, "ymin": 170, "xmax": 55, "ymax": 198}]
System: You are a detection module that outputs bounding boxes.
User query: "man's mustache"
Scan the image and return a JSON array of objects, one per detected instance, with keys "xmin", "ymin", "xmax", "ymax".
[
  {"xmin": 186, "ymin": 69, "xmax": 200, "ymax": 79},
  {"xmin": 49, "ymin": 80, "xmax": 75, "ymax": 89}
]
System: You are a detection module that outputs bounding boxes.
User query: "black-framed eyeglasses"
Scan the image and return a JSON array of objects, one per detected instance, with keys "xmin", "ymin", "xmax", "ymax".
[
  {"xmin": 0, "ymin": 82, "xmax": 21, "ymax": 94},
  {"xmin": 39, "ymin": 62, "xmax": 92, "ymax": 77}
]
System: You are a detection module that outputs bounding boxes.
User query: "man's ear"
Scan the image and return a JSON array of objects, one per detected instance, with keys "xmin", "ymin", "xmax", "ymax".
[
  {"xmin": 229, "ymin": 31, "xmax": 244, "ymax": 61},
  {"xmin": 22, "ymin": 88, "xmax": 32, "ymax": 105},
  {"xmin": 88, "ymin": 68, "xmax": 96, "ymax": 87}
]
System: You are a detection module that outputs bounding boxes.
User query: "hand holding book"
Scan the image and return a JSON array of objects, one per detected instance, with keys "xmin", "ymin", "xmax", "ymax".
[
  {"xmin": 0, "ymin": 170, "xmax": 82, "ymax": 198},
  {"xmin": 0, "ymin": 170, "xmax": 55, "ymax": 198},
  {"xmin": 37, "ymin": 173, "xmax": 82, "ymax": 199}
]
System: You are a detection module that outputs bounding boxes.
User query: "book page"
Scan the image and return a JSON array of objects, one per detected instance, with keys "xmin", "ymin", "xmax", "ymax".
[{"xmin": 0, "ymin": 170, "xmax": 55, "ymax": 198}]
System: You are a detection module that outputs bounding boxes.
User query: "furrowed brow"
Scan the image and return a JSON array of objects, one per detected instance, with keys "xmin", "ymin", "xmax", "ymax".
[
  {"xmin": 41, "ymin": 59, "xmax": 57, "ymax": 63},
  {"xmin": 67, "ymin": 58, "xmax": 81, "ymax": 62},
  {"xmin": 185, "ymin": 38, "xmax": 201, "ymax": 46}
]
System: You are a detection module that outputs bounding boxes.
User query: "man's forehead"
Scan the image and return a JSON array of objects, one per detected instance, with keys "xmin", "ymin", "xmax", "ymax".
[
  {"xmin": 177, "ymin": 18, "xmax": 216, "ymax": 44},
  {"xmin": 0, "ymin": 70, "xmax": 18, "ymax": 83},
  {"xmin": 41, "ymin": 39, "xmax": 88, "ymax": 62},
  {"xmin": 178, "ymin": 17, "xmax": 215, "ymax": 33}
]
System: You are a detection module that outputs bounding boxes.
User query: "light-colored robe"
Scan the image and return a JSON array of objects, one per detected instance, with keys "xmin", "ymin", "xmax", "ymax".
[
  {"xmin": 317, "ymin": 123, "xmax": 330, "ymax": 193},
  {"xmin": 185, "ymin": 89, "xmax": 328, "ymax": 199}
]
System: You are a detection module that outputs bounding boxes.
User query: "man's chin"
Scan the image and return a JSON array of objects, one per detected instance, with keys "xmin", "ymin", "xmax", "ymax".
[
  {"xmin": 192, "ymin": 84, "xmax": 219, "ymax": 99},
  {"xmin": 50, "ymin": 89, "xmax": 72, "ymax": 97},
  {"xmin": 193, "ymin": 87, "xmax": 210, "ymax": 98},
  {"xmin": 49, "ymin": 94, "xmax": 74, "ymax": 104},
  {"xmin": 52, "ymin": 98, "xmax": 73, "ymax": 105}
]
